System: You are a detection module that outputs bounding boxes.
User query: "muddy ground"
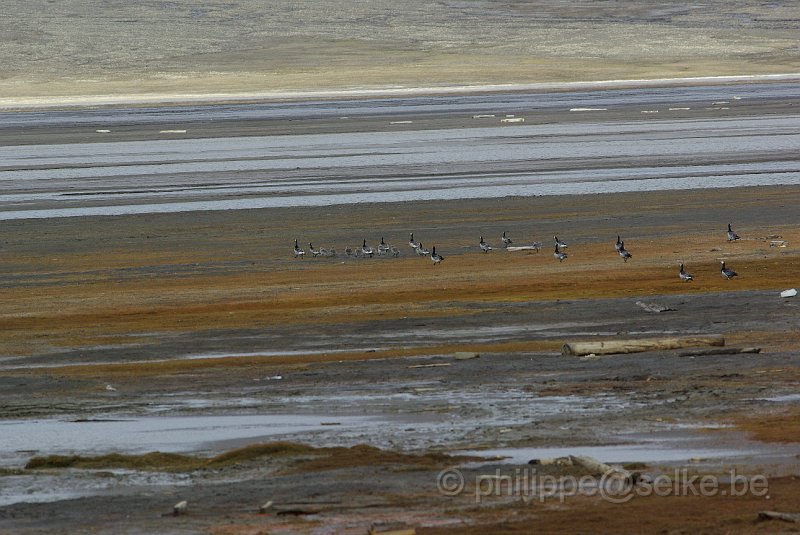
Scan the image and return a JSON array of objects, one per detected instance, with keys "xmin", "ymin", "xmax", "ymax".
[{"xmin": 0, "ymin": 184, "xmax": 799, "ymax": 533}]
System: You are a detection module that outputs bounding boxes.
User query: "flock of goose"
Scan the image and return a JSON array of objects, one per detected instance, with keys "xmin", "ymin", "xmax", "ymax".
[{"xmin": 294, "ymin": 223, "xmax": 745, "ymax": 279}]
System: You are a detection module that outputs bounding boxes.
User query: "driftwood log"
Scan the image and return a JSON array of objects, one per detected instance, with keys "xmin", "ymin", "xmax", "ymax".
[
  {"xmin": 569, "ymin": 455, "xmax": 619, "ymax": 476},
  {"xmin": 258, "ymin": 500, "xmax": 273, "ymax": 513},
  {"xmin": 678, "ymin": 347, "xmax": 761, "ymax": 357},
  {"xmin": 369, "ymin": 522, "xmax": 417, "ymax": 535},
  {"xmin": 758, "ymin": 511, "xmax": 800, "ymax": 523},
  {"xmin": 562, "ymin": 335, "xmax": 724, "ymax": 357},
  {"xmin": 506, "ymin": 245, "xmax": 540, "ymax": 252},
  {"xmin": 172, "ymin": 500, "xmax": 188, "ymax": 516}
]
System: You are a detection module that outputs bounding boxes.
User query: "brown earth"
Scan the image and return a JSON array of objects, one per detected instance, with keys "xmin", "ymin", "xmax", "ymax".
[
  {"xmin": 419, "ymin": 476, "xmax": 800, "ymax": 535},
  {"xmin": 735, "ymin": 407, "xmax": 800, "ymax": 444}
]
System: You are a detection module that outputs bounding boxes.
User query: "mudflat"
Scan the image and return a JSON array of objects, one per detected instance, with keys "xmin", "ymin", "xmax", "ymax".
[
  {"xmin": 1, "ymin": 182, "xmax": 799, "ymax": 533},
  {"xmin": 2, "ymin": 186, "xmax": 800, "ymax": 364}
]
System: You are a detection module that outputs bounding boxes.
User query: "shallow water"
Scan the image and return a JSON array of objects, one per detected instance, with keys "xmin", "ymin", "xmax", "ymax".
[
  {"xmin": 461, "ymin": 443, "xmax": 760, "ymax": 464},
  {"xmin": 0, "ymin": 392, "xmax": 632, "ymax": 506},
  {"xmin": 1, "ymin": 108, "xmax": 798, "ymax": 219},
  {"xmin": 755, "ymin": 393, "xmax": 800, "ymax": 403},
  {"xmin": 0, "ymin": 393, "xmax": 628, "ymax": 468},
  {"xmin": 0, "ymin": 470, "xmax": 194, "ymax": 507},
  {"xmin": 460, "ymin": 424, "xmax": 800, "ymax": 466},
  {"xmin": 0, "ymin": 414, "xmax": 376, "ymax": 467}
]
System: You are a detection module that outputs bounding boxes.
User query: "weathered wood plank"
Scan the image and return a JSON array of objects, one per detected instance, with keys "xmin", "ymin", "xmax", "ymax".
[{"xmin": 562, "ymin": 335, "xmax": 725, "ymax": 356}]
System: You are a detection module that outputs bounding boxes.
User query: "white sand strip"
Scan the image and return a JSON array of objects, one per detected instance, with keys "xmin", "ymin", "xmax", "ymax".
[{"xmin": 1, "ymin": 74, "xmax": 799, "ymax": 111}]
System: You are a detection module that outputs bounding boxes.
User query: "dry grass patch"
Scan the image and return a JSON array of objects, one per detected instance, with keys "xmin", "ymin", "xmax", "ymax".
[{"xmin": 24, "ymin": 442, "xmax": 476, "ymax": 474}]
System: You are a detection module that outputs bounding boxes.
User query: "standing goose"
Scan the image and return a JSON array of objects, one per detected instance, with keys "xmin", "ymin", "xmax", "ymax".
[
  {"xmin": 293, "ymin": 239, "xmax": 305, "ymax": 258},
  {"xmin": 727, "ymin": 223, "xmax": 740, "ymax": 242},
  {"xmin": 618, "ymin": 241, "xmax": 632, "ymax": 262},
  {"xmin": 615, "ymin": 235, "xmax": 623, "ymax": 252},
  {"xmin": 416, "ymin": 242, "xmax": 430, "ymax": 256},
  {"xmin": 554, "ymin": 236, "xmax": 568, "ymax": 249},
  {"xmin": 409, "ymin": 233, "xmax": 419, "ymax": 249},
  {"xmin": 720, "ymin": 261, "xmax": 738, "ymax": 279},
  {"xmin": 502, "ymin": 231, "xmax": 513, "ymax": 247},
  {"xmin": 553, "ymin": 244, "xmax": 568, "ymax": 262},
  {"xmin": 431, "ymin": 246, "xmax": 444, "ymax": 265},
  {"xmin": 361, "ymin": 239, "xmax": 375, "ymax": 258},
  {"xmin": 679, "ymin": 263, "xmax": 693, "ymax": 282},
  {"xmin": 377, "ymin": 237, "xmax": 390, "ymax": 255},
  {"xmin": 479, "ymin": 236, "xmax": 493, "ymax": 253},
  {"xmin": 308, "ymin": 243, "xmax": 321, "ymax": 257}
]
